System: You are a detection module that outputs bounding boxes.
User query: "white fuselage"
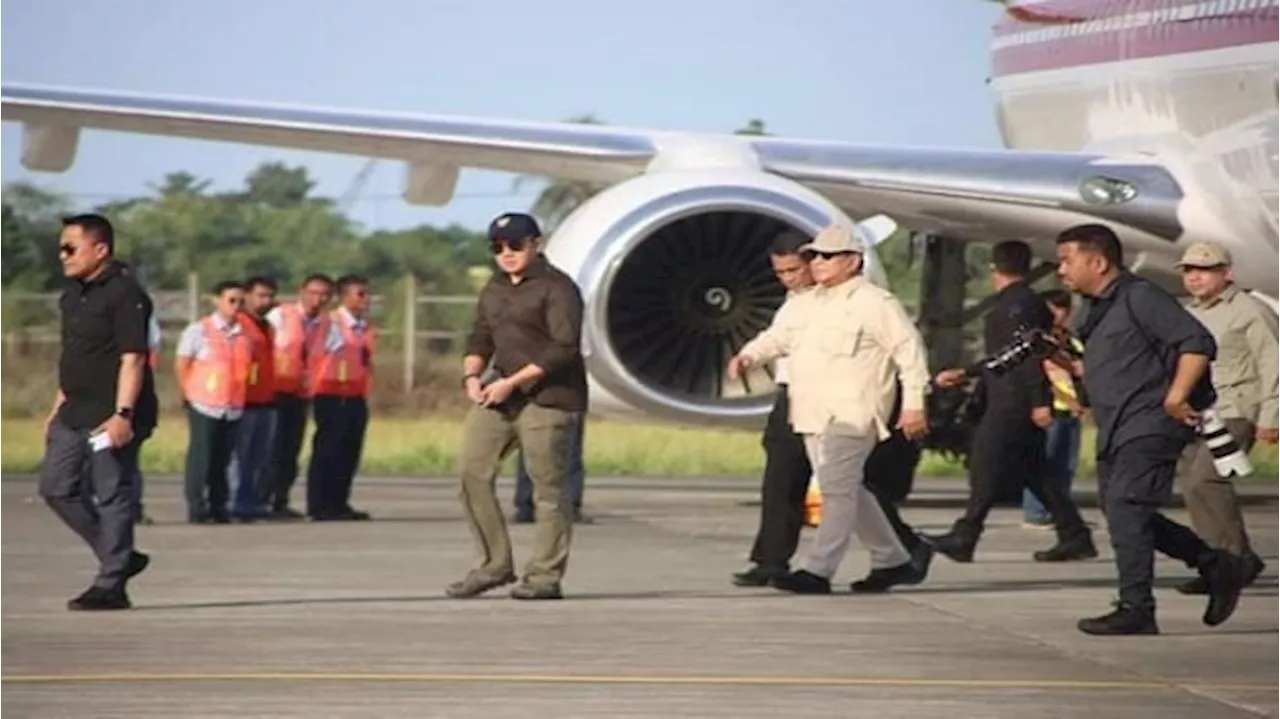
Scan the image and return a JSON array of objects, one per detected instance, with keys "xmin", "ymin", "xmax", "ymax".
[{"xmin": 987, "ymin": 0, "xmax": 1279, "ymax": 295}]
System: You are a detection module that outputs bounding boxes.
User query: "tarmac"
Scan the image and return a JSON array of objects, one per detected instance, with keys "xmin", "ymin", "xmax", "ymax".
[{"xmin": 2, "ymin": 474, "xmax": 1277, "ymax": 718}]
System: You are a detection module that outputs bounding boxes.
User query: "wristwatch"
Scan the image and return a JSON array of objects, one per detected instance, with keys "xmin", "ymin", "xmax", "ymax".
[{"xmin": 115, "ymin": 407, "xmax": 134, "ymax": 420}]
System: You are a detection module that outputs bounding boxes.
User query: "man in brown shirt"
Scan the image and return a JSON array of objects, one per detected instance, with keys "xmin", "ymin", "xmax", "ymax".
[{"xmin": 447, "ymin": 212, "xmax": 587, "ymax": 601}]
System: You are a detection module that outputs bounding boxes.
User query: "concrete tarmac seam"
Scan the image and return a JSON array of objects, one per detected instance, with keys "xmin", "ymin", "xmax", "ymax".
[{"xmin": 1, "ymin": 672, "xmax": 1272, "ymax": 691}]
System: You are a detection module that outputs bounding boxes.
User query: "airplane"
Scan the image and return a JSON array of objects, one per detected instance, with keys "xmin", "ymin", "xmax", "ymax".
[{"xmin": 2, "ymin": 0, "xmax": 1277, "ymax": 431}]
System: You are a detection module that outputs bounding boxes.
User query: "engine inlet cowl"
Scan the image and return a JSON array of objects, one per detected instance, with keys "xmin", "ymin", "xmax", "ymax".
[{"xmin": 605, "ymin": 210, "xmax": 792, "ymax": 401}]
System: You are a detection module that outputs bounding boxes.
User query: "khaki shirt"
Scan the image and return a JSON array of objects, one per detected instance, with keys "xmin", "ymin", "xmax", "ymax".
[
  {"xmin": 1187, "ymin": 284, "xmax": 1279, "ymax": 428},
  {"xmin": 739, "ymin": 275, "xmax": 930, "ymax": 439}
]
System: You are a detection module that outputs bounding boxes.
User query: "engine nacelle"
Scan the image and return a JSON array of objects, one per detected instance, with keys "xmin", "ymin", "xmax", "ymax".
[{"xmin": 543, "ymin": 168, "xmax": 886, "ymax": 430}]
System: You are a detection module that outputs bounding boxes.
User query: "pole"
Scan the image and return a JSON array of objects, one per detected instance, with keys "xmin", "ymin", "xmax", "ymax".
[{"xmin": 403, "ymin": 273, "xmax": 416, "ymax": 392}]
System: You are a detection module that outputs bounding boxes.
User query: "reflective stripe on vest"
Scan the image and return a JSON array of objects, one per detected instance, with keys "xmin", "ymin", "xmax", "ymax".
[
  {"xmin": 237, "ymin": 312, "xmax": 276, "ymax": 405},
  {"xmin": 184, "ymin": 317, "xmax": 252, "ymax": 411},
  {"xmin": 312, "ymin": 311, "xmax": 375, "ymax": 398}
]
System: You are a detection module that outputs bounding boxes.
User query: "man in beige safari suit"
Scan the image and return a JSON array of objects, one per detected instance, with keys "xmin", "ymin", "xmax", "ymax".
[
  {"xmin": 728, "ymin": 225, "xmax": 934, "ymax": 594},
  {"xmin": 1175, "ymin": 241, "xmax": 1276, "ymax": 595},
  {"xmin": 448, "ymin": 212, "xmax": 588, "ymax": 601}
]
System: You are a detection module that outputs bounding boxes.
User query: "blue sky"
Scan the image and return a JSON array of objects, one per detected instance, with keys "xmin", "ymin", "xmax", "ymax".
[{"xmin": 2, "ymin": 0, "xmax": 1007, "ymax": 233}]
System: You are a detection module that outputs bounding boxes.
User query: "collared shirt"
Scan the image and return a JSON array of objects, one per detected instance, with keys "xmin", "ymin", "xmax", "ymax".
[
  {"xmin": 464, "ymin": 256, "xmax": 588, "ymax": 412},
  {"xmin": 1186, "ymin": 284, "xmax": 1279, "ymax": 428},
  {"xmin": 1076, "ymin": 271, "xmax": 1217, "ymax": 457},
  {"xmin": 177, "ymin": 312, "xmax": 246, "ymax": 421},
  {"xmin": 265, "ymin": 302, "xmax": 344, "ymax": 355},
  {"xmin": 770, "ymin": 287, "xmax": 812, "ymax": 386},
  {"xmin": 57, "ymin": 260, "xmax": 158, "ymax": 431},
  {"xmin": 738, "ymin": 274, "xmax": 931, "ymax": 439}
]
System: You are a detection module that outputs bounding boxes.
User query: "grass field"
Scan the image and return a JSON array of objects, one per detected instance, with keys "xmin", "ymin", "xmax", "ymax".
[{"xmin": 2, "ymin": 414, "xmax": 1276, "ymax": 479}]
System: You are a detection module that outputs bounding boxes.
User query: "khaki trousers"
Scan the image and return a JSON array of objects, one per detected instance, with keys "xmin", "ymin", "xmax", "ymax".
[
  {"xmin": 1177, "ymin": 417, "xmax": 1255, "ymax": 556},
  {"xmin": 457, "ymin": 402, "xmax": 579, "ymax": 586}
]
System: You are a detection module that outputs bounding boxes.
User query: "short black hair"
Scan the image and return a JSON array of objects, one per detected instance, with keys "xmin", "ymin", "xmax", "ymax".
[
  {"xmin": 769, "ymin": 229, "xmax": 810, "ymax": 257},
  {"xmin": 302, "ymin": 273, "xmax": 335, "ymax": 288},
  {"xmin": 1040, "ymin": 288, "xmax": 1072, "ymax": 309},
  {"xmin": 991, "ymin": 240, "xmax": 1032, "ymax": 276},
  {"xmin": 1055, "ymin": 223, "xmax": 1123, "ymax": 267},
  {"xmin": 213, "ymin": 280, "xmax": 242, "ymax": 295},
  {"xmin": 61, "ymin": 213, "xmax": 115, "ymax": 253},
  {"xmin": 336, "ymin": 274, "xmax": 368, "ymax": 295},
  {"xmin": 244, "ymin": 275, "xmax": 278, "ymax": 292}
]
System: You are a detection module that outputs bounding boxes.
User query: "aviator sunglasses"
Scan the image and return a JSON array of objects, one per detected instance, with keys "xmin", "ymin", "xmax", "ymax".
[{"xmin": 490, "ymin": 237, "xmax": 531, "ymax": 254}]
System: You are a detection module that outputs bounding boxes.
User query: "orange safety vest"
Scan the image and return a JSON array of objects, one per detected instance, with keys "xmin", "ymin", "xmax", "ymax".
[
  {"xmin": 310, "ymin": 309, "xmax": 376, "ymax": 398},
  {"xmin": 273, "ymin": 304, "xmax": 330, "ymax": 398},
  {"xmin": 237, "ymin": 312, "xmax": 277, "ymax": 405},
  {"xmin": 183, "ymin": 317, "xmax": 252, "ymax": 412}
]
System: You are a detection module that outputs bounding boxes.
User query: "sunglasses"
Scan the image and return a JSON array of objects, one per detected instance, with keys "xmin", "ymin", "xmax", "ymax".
[
  {"xmin": 809, "ymin": 251, "xmax": 849, "ymax": 261},
  {"xmin": 490, "ymin": 238, "xmax": 530, "ymax": 254}
]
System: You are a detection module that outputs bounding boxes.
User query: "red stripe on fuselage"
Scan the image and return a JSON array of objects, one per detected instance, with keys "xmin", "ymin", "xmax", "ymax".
[{"xmin": 990, "ymin": 1, "xmax": 1278, "ymax": 77}]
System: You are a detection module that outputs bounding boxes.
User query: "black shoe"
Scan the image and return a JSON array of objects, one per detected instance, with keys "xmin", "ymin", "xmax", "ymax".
[
  {"xmin": 125, "ymin": 551, "xmax": 150, "ymax": 580},
  {"xmin": 904, "ymin": 540, "xmax": 934, "ymax": 585},
  {"xmin": 1077, "ymin": 601, "xmax": 1159, "ymax": 636},
  {"xmin": 573, "ymin": 509, "xmax": 595, "ymax": 525},
  {"xmin": 1198, "ymin": 550, "xmax": 1244, "ymax": 627},
  {"xmin": 732, "ymin": 565, "xmax": 788, "ymax": 587},
  {"xmin": 271, "ymin": 506, "xmax": 306, "ymax": 521},
  {"xmin": 445, "ymin": 571, "xmax": 517, "ymax": 598},
  {"xmin": 924, "ymin": 531, "xmax": 975, "ymax": 563},
  {"xmin": 510, "ymin": 509, "xmax": 534, "ymax": 524},
  {"xmin": 67, "ymin": 586, "xmax": 131, "ymax": 611},
  {"xmin": 1033, "ymin": 534, "xmax": 1098, "ymax": 563},
  {"xmin": 771, "ymin": 569, "xmax": 831, "ymax": 594},
  {"xmin": 849, "ymin": 561, "xmax": 922, "ymax": 594},
  {"xmin": 510, "ymin": 582, "xmax": 564, "ymax": 600},
  {"xmin": 1184, "ymin": 551, "xmax": 1270, "ymax": 594},
  {"xmin": 336, "ymin": 506, "xmax": 371, "ymax": 521}
]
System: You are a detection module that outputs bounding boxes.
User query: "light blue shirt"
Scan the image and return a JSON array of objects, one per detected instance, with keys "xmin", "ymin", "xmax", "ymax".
[{"xmin": 177, "ymin": 313, "xmax": 245, "ymax": 421}]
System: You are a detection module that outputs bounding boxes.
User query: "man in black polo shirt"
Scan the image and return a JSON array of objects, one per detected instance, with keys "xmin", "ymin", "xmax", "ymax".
[
  {"xmin": 447, "ymin": 212, "xmax": 588, "ymax": 601},
  {"xmin": 1056, "ymin": 224, "xmax": 1243, "ymax": 636},
  {"xmin": 40, "ymin": 213, "xmax": 157, "ymax": 611}
]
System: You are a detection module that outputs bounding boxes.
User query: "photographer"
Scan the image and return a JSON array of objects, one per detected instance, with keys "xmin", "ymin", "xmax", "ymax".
[
  {"xmin": 927, "ymin": 241, "xmax": 1095, "ymax": 564},
  {"xmin": 448, "ymin": 212, "xmax": 587, "ymax": 601},
  {"xmin": 1056, "ymin": 224, "xmax": 1244, "ymax": 636}
]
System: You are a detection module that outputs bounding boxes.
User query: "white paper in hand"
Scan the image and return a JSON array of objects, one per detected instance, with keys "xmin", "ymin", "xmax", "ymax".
[{"xmin": 89, "ymin": 432, "xmax": 114, "ymax": 453}]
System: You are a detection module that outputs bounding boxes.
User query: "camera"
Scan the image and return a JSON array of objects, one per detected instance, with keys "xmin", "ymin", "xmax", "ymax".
[
  {"xmin": 1197, "ymin": 407, "xmax": 1253, "ymax": 478},
  {"xmin": 977, "ymin": 326, "xmax": 1077, "ymax": 377}
]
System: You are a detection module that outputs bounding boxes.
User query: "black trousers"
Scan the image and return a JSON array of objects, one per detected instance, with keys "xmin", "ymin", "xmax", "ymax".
[
  {"xmin": 265, "ymin": 393, "xmax": 309, "ymax": 511},
  {"xmin": 954, "ymin": 408, "xmax": 1088, "ymax": 544},
  {"xmin": 183, "ymin": 407, "xmax": 239, "ymax": 520},
  {"xmin": 39, "ymin": 420, "xmax": 140, "ymax": 589},
  {"xmin": 746, "ymin": 388, "xmax": 922, "ymax": 570},
  {"xmin": 1099, "ymin": 435, "xmax": 1210, "ymax": 611},
  {"xmin": 306, "ymin": 395, "xmax": 369, "ymax": 517}
]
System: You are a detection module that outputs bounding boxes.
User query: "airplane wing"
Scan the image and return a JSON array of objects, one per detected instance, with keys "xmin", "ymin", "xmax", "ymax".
[{"xmin": 1, "ymin": 82, "xmax": 1186, "ymax": 244}]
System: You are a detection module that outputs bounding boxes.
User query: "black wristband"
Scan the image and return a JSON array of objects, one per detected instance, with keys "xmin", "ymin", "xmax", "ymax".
[{"xmin": 461, "ymin": 373, "xmax": 479, "ymax": 387}]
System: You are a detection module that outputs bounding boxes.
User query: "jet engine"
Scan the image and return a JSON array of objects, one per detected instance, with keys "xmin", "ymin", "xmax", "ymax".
[{"xmin": 543, "ymin": 168, "xmax": 887, "ymax": 430}]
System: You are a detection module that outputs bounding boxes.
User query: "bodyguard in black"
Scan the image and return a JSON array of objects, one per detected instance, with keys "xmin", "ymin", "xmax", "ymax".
[
  {"xmin": 1056, "ymin": 224, "xmax": 1243, "ymax": 636},
  {"xmin": 40, "ymin": 214, "xmax": 156, "ymax": 611},
  {"xmin": 927, "ymin": 241, "xmax": 1095, "ymax": 563}
]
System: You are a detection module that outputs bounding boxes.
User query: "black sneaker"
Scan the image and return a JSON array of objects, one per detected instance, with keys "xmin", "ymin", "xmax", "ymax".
[
  {"xmin": 1077, "ymin": 601, "xmax": 1159, "ymax": 636},
  {"xmin": 125, "ymin": 551, "xmax": 150, "ymax": 580},
  {"xmin": 849, "ymin": 561, "xmax": 920, "ymax": 594},
  {"xmin": 923, "ymin": 531, "xmax": 975, "ymax": 563},
  {"xmin": 1178, "ymin": 551, "xmax": 1265, "ymax": 595},
  {"xmin": 67, "ymin": 586, "xmax": 131, "ymax": 611}
]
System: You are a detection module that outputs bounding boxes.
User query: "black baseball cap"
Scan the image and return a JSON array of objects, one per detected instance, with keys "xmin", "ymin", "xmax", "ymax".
[{"xmin": 488, "ymin": 212, "xmax": 542, "ymax": 245}]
